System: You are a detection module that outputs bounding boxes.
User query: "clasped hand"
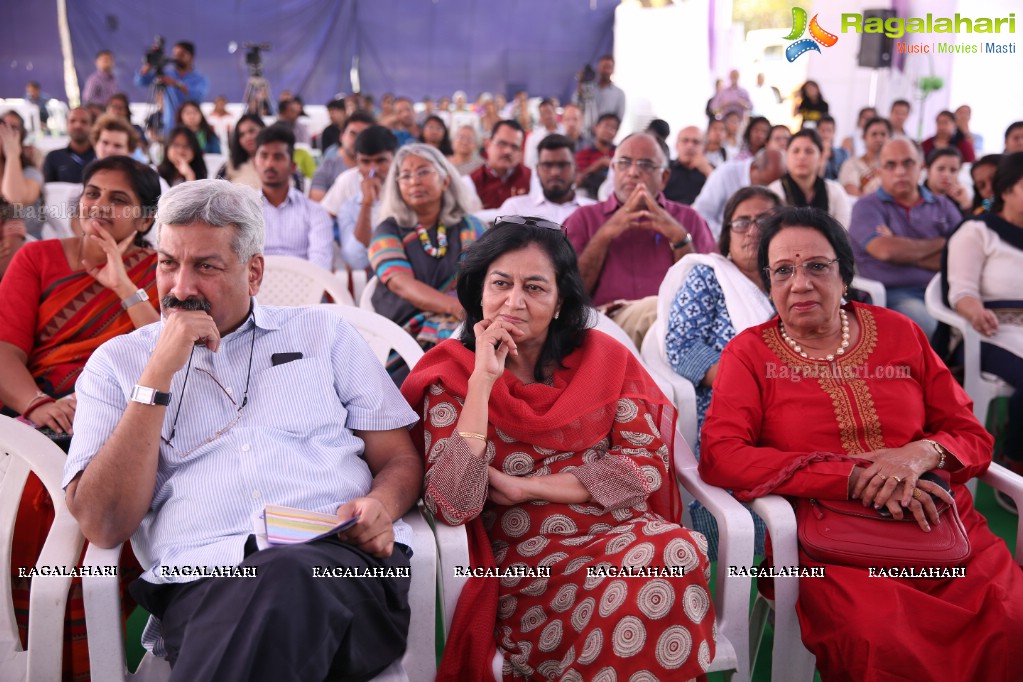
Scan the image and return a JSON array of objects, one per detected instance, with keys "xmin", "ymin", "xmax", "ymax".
[
  {"xmin": 849, "ymin": 442, "xmax": 951, "ymax": 532},
  {"xmin": 604, "ymin": 185, "xmax": 682, "ymax": 241}
]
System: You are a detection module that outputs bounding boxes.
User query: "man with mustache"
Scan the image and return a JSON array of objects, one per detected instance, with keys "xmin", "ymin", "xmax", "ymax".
[
  {"xmin": 134, "ymin": 40, "xmax": 210, "ymax": 136},
  {"xmin": 254, "ymin": 124, "xmax": 333, "ymax": 271},
  {"xmin": 495, "ymin": 133, "xmax": 594, "ymax": 225},
  {"xmin": 63, "ymin": 179, "xmax": 422, "ymax": 680},
  {"xmin": 470, "ymin": 119, "xmax": 531, "ymax": 209}
]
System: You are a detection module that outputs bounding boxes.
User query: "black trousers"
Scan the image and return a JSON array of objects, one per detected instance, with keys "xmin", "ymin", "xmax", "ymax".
[
  {"xmin": 983, "ymin": 343, "xmax": 1023, "ymax": 461},
  {"xmin": 130, "ymin": 537, "xmax": 412, "ymax": 682}
]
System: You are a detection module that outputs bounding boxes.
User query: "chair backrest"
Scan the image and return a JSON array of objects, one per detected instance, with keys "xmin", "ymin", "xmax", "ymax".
[
  {"xmin": 586, "ymin": 308, "xmax": 641, "ymax": 360},
  {"xmin": 202, "ymin": 153, "xmax": 226, "ymax": 177},
  {"xmin": 43, "ymin": 181, "xmax": 82, "ymax": 239},
  {"xmin": 851, "ymin": 275, "xmax": 887, "ymax": 308},
  {"xmin": 359, "ymin": 275, "xmax": 379, "ymax": 311},
  {"xmin": 313, "ymin": 304, "xmax": 424, "ymax": 370},
  {"xmin": 260, "ymin": 255, "xmax": 354, "ymax": 306},
  {"xmin": 0, "ymin": 416, "xmax": 85, "ymax": 681}
]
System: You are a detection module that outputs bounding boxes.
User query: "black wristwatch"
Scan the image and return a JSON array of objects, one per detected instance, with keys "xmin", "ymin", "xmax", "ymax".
[
  {"xmin": 671, "ymin": 234, "xmax": 693, "ymax": 250},
  {"xmin": 130, "ymin": 384, "xmax": 172, "ymax": 406}
]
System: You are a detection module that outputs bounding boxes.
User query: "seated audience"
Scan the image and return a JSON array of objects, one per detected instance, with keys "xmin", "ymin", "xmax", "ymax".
[
  {"xmin": 311, "ymin": 110, "xmax": 375, "ymax": 202},
  {"xmin": 701, "ymin": 205, "xmax": 1023, "ymax": 682},
  {"xmin": 216, "ymin": 113, "xmax": 265, "ymax": 189},
  {"xmin": 319, "ymin": 98, "xmax": 347, "ymax": 152},
  {"xmin": 954, "ymin": 104, "xmax": 983, "ymax": 153},
  {"xmin": 840, "ymin": 105, "xmax": 878, "ymax": 158},
  {"xmin": 839, "ymin": 116, "xmax": 891, "ymax": 197},
  {"xmin": 496, "ymin": 133, "xmax": 594, "ymax": 224},
  {"xmin": 970, "ymin": 153, "xmax": 1002, "ymax": 213},
  {"xmin": 704, "ymin": 117, "xmax": 728, "ymax": 168},
  {"xmin": 0, "ymin": 110, "xmax": 45, "ymax": 277},
  {"xmin": 157, "ymin": 126, "xmax": 207, "ymax": 187},
  {"xmin": 564, "ymin": 133, "xmax": 716, "ymax": 346},
  {"xmin": 368, "ymin": 143, "xmax": 484, "ymax": 351},
  {"xmin": 42, "ymin": 107, "xmax": 96, "ymax": 183},
  {"xmin": 391, "ymin": 97, "xmax": 420, "ymax": 146},
  {"xmin": 848, "ymin": 139, "xmax": 961, "ymax": 337},
  {"xmin": 63, "ymin": 179, "xmax": 422, "ymax": 680},
  {"xmin": 736, "ymin": 115, "xmax": 770, "ymax": 160},
  {"xmin": 0, "ymin": 156, "xmax": 161, "ymax": 679},
  {"xmin": 104, "ymin": 93, "xmax": 149, "ymax": 161},
  {"xmin": 560, "ymin": 102, "xmax": 587, "ymax": 151},
  {"xmin": 889, "ymin": 98, "xmax": 912, "ymax": 139},
  {"xmin": 176, "ymin": 100, "xmax": 221, "ymax": 154},
  {"xmin": 767, "ymin": 124, "xmax": 791, "ymax": 151},
  {"xmin": 574, "ymin": 113, "xmax": 619, "ymax": 198},
  {"xmin": 947, "ymin": 151, "xmax": 1023, "ymax": 505},
  {"xmin": 816, "ymin": 115, "xmax": 848, "ymax": 181},
  {"xmin": 692, "ymin": 148, "xmax": 784, "ymax": 238},
  {"xmin": 255, "ymin": 125, "xmax": 333, "ymax": 271},
  {"xmin": 418, "ymin": 114, "xmax": 453, "ymax": 156},
  {"xmin": 471, "ymin": 120, "xmax": 531, "ymax": 209},
  {"xmin": 522, "ymin": 98, "xmax": 564, "ymax": 169},
  {"xmin": 448, "ymin": 124, "xmax": 484, "ymax": 176},
  {"xmin": 721, "ymin": 110, "xmax": 742, "ymax": 159},
  {"xmin": 275, "ymin": 97, "xmax": 311, "ymax": 145},
  {"xmin": 921, "ymin": 110, "xmax": 975, "ymax": 163},
  {"xmin": 402, "ymin": 219, "xmax": 716, "ymax": 681},
  {"xmin": 337, "ymin": 125, "xmax": 399, "ymax": 270},
  {"xmin": 924, "ymin": 147, "xmax": 971, "ymax": 214},
  {"xmin": 793, "ymin": 79, "xmax": 828, "ymax": 126},
  {"xmin": 769, "ymin": 129, "xmax": 851, "ymax": 228},
  {"xmin": 664, "ymin": 126, "xmax": 712, "ymax": 205},
  {"xmin": 92, "ymin": 113, "xmax": 140, "ymax": 160},
  {"xmin": 1004, "ymin": 121, "xmax": 1023, "ymax": 154}
]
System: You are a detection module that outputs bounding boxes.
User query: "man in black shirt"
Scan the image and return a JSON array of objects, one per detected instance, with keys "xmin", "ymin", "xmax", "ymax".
[
  {"xmin": 663, "ymin": 126, "xmax": 712, "ymax": 205},
  {"xmin": 42, "ymin": 107, "xmax": 96, "ymax": 183}
]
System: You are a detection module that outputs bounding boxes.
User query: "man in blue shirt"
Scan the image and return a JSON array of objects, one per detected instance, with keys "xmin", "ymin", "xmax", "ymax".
[
  {"xmin": 64, "ymin": 179, "xmax": 422, "ymax": 680},
  {"xmin": 134, "ymin": 41, "xmax": 209, "ymax": 136}
]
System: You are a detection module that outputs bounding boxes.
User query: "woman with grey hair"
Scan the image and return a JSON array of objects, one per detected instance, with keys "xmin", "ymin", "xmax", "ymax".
[{"xmin": 369, "ymin": 143, "xmax": 485, "ymax": 358}]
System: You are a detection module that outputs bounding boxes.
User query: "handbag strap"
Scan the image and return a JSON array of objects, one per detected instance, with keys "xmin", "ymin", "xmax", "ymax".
[{"xmin": 734, "ymin": 451, "xmax": 871, "ymax": 502}]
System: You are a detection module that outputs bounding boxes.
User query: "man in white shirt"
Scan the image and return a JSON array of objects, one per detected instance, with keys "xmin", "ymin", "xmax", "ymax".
[
  {"xmin": 336, "ymin": 126, "xmax": 399, "ymax": 269},
  {"xmin": 691, "ymin": 148, "xmax": 784, "ymax": 238},
  {"xmin": 255, "ymin": 125, "xmax": 334, "ymax": 270},
  {"xmin": 523, "ymin": 99, "xmax": 565, "ymax": 169},
  {"xmin": 497, "ymin": 134, "xmax": 594, "ymax": 225}
]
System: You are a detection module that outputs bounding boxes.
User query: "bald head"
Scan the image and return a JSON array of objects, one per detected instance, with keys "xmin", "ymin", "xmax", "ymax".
[
  {"xmin": 675, "ymin": 126, "xmax": 704, "ymax": 166},
  {"xmin": 879, "ymin": 138, "xmax": 921, "ymax": 201},
  {"xmin": 750, "ymin": 148, "xmax": 784, "ymax": 186}
]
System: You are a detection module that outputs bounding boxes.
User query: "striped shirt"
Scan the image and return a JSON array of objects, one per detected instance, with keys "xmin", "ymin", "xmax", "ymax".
[
  {"xmin": 262, "ymin": 187, "xmax": 335, "ymax": 271},
  {"xmin": 64, "ymin": 301, "xmax": 419, "ymax": 586}
]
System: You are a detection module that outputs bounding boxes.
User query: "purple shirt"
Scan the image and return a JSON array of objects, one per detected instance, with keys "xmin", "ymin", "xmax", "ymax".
[
  {"xmin": 564, "ymin": 192, "xmax": 717, "ymax": 306},
  {"xmin": 82, "ymin": 70, "xmax": 119, "ymax": 108},
  {"xmin": 848, "ymin": 186, "xmax": 961, "ymax": 288}
]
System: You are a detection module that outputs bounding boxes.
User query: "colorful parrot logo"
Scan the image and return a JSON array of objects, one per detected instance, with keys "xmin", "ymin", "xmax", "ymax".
[{"xmin": 784, "ymin": 7, "xmax": 839, "ymax": 61}]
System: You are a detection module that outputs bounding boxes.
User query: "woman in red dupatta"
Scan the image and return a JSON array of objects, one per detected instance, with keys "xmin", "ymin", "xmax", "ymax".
[
  {"xmin": 0, "ymin": 156, "xmax": 162, "ymax": 681},
  {"xmin": 403, "ymin": 217, "xmax": 716, "ymax": 681},
  {"xmin": 700, "ymin": 207, "xmax": 1023, "ymax": 681}
]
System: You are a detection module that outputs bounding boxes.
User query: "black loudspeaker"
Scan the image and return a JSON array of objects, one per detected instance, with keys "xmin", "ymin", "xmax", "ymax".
[{"xmin": 858, "ymin": 9, "xmax": 896, "ymax": 68}]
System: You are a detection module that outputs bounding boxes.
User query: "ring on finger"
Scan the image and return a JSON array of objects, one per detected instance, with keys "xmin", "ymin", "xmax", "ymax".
[
  {"xmin": 912, "ymin": 488, "xmax": 922, "ymax": 500},
  {"xmin": 893, "ymin": 475, "xmax": 902, "ymax": 484},
  {"xmin": 876, "ymin": 474, "xmax": 887, "ymax": 481}
]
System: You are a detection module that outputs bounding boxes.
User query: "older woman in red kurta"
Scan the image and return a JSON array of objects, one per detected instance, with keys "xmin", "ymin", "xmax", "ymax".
[
  {"xmin": 701, "ymin": 206, "xmax": 1023, "ymax": 681},
  {"xmin": 403, "ymin": 217, "xmax": 716, "ymax": 681}
]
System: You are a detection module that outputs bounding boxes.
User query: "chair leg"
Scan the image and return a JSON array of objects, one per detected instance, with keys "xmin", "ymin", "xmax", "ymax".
[{"xmin": 749, "ymin": 594, "xmax": 771, "ymax": 676}]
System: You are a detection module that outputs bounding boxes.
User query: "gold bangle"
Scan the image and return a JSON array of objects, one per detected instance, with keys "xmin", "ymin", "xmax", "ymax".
[{"xmin": 457, "ymin": 431, "xmax": 487, "ymax": 442}]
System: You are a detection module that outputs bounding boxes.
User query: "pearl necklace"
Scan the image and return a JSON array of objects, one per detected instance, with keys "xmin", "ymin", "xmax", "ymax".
[{"xmin": 780, "ymin": 308, "xmax": 850, "ymax": 361}]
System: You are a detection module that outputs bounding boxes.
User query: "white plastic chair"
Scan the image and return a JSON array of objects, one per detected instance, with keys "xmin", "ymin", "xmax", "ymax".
[
  {"xmin": 587, "ymin": 308, "xmax": 675, "ymax": 401},
  {"xmin": 924, "ymin": 274, "xmax": 1012, "ymax": 428},
  {"xmin": 749, "ymin": 461, "xmax": 1023, "ymax": 682},
  {"xmin": 259, "ymin": 255, "xmax": 355, "ymax": 306},
  {"xmin": 434, "ymin": 425, "xmax": 755, "ymax": 681},
  {"xmin": 851, "ymin": 275, "xmax": 887, "ymax": 308},
  {"xmin": 360, "ymin": 276, "xmax": 379, "ymax": 311},
  {"xmin": 201, "ymin": 154, "xmax": 226, "ymax": 178},
  {"xmin": 313, "ymin": 304, "xmax": 424, "ymax": 369},
  {"xmin": 42, "ymin": 182, "xmax": 81, "ymax": 239},
  {"xmin": 0, "ymin": 416, "xmax": 85, "ymax": 682}
]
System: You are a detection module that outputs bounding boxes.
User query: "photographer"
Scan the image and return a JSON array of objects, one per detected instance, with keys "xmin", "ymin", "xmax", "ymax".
[{"xmin": 134, "ymin": 40, "xmax": 209, "ymax": 137}]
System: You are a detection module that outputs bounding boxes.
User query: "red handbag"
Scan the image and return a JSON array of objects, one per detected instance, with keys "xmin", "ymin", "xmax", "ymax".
[{"xmin": 739, "ymin": 451, "xmax": 972, "ymax": 568}]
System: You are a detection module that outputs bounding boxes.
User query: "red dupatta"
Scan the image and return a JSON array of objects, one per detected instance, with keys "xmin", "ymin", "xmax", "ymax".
[
  {"xmin": 401, "ymin": 330, "xmax": 679, "ymax": 681},
  {"xmin": 28, "ymin": 249, "xmax": 157, "ymax": 396}
]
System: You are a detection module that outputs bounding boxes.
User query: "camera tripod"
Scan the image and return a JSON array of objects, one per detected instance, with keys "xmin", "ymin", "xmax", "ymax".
[{"xmin": 243, "ymin": 75, "xmax": 275, "ymax": 116}]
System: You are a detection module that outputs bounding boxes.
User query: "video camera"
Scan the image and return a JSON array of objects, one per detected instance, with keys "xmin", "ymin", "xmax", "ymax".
[
  {"xmin": 145, "ymin": 35, "xmax": 171, "ymax": 74},
  {"xmin": 244, "ymin": 42, "xmax": 272, "ymax": 77}
]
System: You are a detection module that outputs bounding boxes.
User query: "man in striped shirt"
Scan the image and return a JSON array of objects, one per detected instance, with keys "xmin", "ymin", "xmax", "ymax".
[
  {"xmin": 255, "ymin": 124, "xmax": 335, "ymax": 271},
  {"xmin": 64, "ymin": 179, "xmax": 423, "ymax": 680}
]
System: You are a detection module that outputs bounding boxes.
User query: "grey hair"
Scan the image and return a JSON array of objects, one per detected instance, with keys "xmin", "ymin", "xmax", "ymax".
[
  {"xmin": 378, "ymin": 143, "xmax": 481, "ymax": 226},
  {"xmin": 614, "ymin": 132, "xmax": 669, "ymax": 169},
  {"xmin": 155, "ymin": 179, "xmax": 265, "ymax": 260}
]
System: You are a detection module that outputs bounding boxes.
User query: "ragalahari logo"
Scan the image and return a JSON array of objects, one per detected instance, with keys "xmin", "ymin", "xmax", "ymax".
[{"xmin": 784, "ymin": 7, "xmax": 839, "ymax": 61}]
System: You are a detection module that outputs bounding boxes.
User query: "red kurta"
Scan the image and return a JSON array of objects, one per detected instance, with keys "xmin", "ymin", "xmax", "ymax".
[
  {"xmin": 701, "ymin": 302, "xmax": 1023, "ymax": 681},
  {"xmin": 404, "ymin": 332, "xmax": 716, "ymax": 681}
]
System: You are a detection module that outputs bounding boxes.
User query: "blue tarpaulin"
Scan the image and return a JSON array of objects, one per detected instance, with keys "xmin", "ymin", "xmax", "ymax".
[{"xmin": 2, "ymin": 1, "xmax": 616, "ymax": 105}]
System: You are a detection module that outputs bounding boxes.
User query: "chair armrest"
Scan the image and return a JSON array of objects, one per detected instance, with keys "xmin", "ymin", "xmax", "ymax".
[
  {"xmin": 400, "ymin": 504, "xmax": 437, "ymax": 681},
  {"xmin": 979, "ymin": 463, "xmax": 1023, "ymax": 562},
  {"xmin": 431, "ymin": 516, "xmax": 471, "ymax": 636},
  {"xmin": 82, "ymin": 543, "xmax": 129, "ymax": 682}
]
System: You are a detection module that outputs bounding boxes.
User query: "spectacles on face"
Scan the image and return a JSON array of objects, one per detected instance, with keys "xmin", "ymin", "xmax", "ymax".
[
  {"xmin": 613, "ymin": 157, "xmax": 663, "ymax": 174},
  {"xmin": 763, "ymin": 257, "xmax": 839, "ymax": 283},
  {"xmin": 728, "ymin": 212, "xmax": 771, "ymax": 234},
  {"xmin": 495, "ymin": 215, "xmax": 565, "ymax": 233},
  {"xmin": 397, "ymin": 167, "xmax": 439, "ymax": 184}
]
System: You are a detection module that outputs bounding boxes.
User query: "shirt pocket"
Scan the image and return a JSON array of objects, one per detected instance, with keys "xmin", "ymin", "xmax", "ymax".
[{"xmin": 249, "ymin": 357, "xmax": 347, "ymax": 436}]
